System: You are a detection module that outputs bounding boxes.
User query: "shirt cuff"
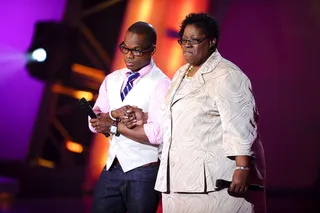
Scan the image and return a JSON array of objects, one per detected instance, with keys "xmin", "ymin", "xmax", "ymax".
[{"xmin": 143, "ymin": 123, "xmax": 162, "ymax": 145}]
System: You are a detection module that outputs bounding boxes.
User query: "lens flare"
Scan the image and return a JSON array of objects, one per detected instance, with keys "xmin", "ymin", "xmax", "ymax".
[{"xmin": 31, "ymin": 48, "xmax": 47, "ymax": 62}]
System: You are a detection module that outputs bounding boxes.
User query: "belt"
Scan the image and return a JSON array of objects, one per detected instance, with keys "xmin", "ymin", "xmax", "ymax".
[{"xmin": 113, "ymin": 158, "xmax": 159, "ymax": 167}]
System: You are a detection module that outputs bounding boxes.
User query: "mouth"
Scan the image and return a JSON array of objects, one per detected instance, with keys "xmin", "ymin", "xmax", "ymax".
[
  {"xmin": 125, "ymin": 60, "xmax": 134, "ymax": 67},
  {"xmin": 183, "ymin": 50, "xmax": 194, "ymax": 55}
]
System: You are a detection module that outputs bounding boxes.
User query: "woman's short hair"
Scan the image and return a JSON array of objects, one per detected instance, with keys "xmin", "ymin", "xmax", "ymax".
[{"xmin": 179, "ymin": 13, "xmax": 220, "ymax": 47}]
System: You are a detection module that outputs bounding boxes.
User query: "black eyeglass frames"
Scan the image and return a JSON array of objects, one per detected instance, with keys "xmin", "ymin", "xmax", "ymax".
[
  {"xmin": 177, "ymin": 37, "xmax": 208, "ymax": 45},
  {"xmin": 119, "ymin": 42, "xmax": 155, "ymax": 56}
]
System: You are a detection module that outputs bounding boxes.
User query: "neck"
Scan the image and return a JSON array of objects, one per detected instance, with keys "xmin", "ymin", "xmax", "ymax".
[
  {"xmin": 185, "ymin": 65, "xmax": 199, "ymax": 79},
  {"xmin": 130, "ymin": 61, "xmax": 151, "ymax": 72}
]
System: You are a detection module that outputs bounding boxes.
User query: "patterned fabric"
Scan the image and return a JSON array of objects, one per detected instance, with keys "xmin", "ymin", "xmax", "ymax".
[
  {"xmin": 121, "ymin": 72, "xmax": 140, "ymax": 101},
  {"xmin": 155, "ymin": 50, "xmax": 266, "ymax": 212},
  {"xmin": 162, "ymin": 190, "xmax": 267, "ymax": 213}
]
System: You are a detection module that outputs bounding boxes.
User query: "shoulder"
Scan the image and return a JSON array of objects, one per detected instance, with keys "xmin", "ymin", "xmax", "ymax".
[
  {"xmin": 207, "ymin": 57, "xmax": 250, "ymax": 83},
  {"xmin": 220, "ymin": 59, "xmax": 251, "ymax": 84},
  {"xmin": 214, "ymin": 65, "xmax": 252, "ymax": 95},
  {"xmin": 107, "ymin": 67, "xmax": 127, "ymax": 77},
  {"xmin": 148, "ymin": 65, "xmax": 171, "ymax": 90},
  {"xmin": 104, "ymin": 68, "xmax": 127, "ymax": 83},
  {"xmin": 171, "ymin": 63, "xmax": 189, "ymax": 82},
  {"xmin": 149, "ymin": 65, "xmax": 171, "ymax": 82}
]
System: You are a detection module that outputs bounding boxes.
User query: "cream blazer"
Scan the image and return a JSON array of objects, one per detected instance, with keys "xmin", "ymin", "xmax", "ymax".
[{"xmin": 155, "ymin": 50, "xmax": 265, "ymax": 193}]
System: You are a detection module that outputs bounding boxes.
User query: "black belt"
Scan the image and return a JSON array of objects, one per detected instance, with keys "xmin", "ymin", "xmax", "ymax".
[{"xmin": 113, "ymin": 158, "xmax": 159, "ymax": 167}]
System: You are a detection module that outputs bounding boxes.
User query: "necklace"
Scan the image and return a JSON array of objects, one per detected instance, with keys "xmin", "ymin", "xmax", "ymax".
[{"xmin": 184, "ymin": 65, "xmax": 193, "ymax": 79}]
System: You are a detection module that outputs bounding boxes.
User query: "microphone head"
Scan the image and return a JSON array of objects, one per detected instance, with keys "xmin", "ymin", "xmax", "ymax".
[{"xmin": 215, "ymin": 179, "xmax": 231, "ymax": 190}]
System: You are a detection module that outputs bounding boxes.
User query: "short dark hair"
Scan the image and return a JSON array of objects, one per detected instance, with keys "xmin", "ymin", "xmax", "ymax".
[
  {"xmin": 127, "ymin": 21, "xmax": 157, "ymax": 47},
  {"xmin": 179, "ymin": 13, "xmax": 219, "ymax": 47}
]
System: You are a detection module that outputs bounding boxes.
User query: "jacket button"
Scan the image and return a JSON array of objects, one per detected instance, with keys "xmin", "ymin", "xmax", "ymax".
[{"xmin": 170, "ymin": 161, "xmax": 175, "ymax": 167}]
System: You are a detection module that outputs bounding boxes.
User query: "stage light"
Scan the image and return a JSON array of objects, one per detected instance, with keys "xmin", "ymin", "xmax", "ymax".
[
  {"xmin": 31, "ymin": 48, "xmax": 47, "ymax": 62},
  {"xmin": 37, "ymin": 158, "xmax": 55, "ymax": 168},
  {"xmin": 26, "ymin": 21, "xmax": 77, "ymax": 82},
  {"xmin": 51, "ymin": 83, "xmax": 94, "ymax": 101},
  {"xmin": 66, "ymin": 141, "xmax": 83, "ymax": 153}
]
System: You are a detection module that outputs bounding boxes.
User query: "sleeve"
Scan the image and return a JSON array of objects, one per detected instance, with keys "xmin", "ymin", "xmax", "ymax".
[
  {"xmin": 214, "ymin": 71, "xmax": 258, "ymax": 157},
  {"xmin": 88, "ymin": 76, "xmax": 110, "ymax": 133},
  {"xmin": 143, "ymin": 77, "xmax": 171, "ymax": 144}
]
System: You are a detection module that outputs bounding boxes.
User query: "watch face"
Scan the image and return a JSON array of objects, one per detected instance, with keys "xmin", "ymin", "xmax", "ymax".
[{"xmin": 110, "ymin": 125, "xmax": 117, "ymax": 134}]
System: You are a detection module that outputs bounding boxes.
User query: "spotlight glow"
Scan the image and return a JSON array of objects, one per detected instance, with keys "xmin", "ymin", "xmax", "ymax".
[{"xmin": 31, "ymin": 48, "xmax": 47, "ymax": 62}]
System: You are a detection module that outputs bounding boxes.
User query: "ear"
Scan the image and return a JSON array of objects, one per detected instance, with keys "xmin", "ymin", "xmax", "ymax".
[
  {"xmin": 209, "ymin": 38, "xmax": 217, "ymax": 48},
  {"xmin": 151, "ymin": 45, "xmax": 156, "ymax": 56}
]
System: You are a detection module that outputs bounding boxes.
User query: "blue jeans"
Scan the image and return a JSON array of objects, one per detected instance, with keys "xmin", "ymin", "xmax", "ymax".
[{"xmin": 92, "ymin": 162, "xmax": 160, "ymax": 213}]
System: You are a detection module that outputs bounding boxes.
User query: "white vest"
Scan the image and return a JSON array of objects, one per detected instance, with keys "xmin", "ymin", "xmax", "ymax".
[{"xmin": 106, "ymin": 65, "xmax": 167, "ymax": 172}]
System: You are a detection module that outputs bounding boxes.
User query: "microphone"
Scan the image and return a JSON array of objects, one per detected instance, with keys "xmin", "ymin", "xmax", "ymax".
[
  {"xmin": 78, "ymin": 97, "xmax": 110, "ymax": 137},
  {"xmin": 215, "ymin": 179, "xmax": 264, "ymax": 191}
]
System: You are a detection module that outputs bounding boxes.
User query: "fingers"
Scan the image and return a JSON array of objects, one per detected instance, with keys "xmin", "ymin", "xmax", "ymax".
[
  {"xmin": 120, "ymin": 115, "xmax": 135, "ymax": 122},
  {"xmin": 120, "ymin": 111, "xmax": 136, "ymax": 121},
  {"xmin": 120, "ymin": 116, "xmax": 137, "ymax": 129},
  {"xmin": 125, "ymin": 123, "xmax": 136, "ymax": 129},
  {"xmin": 92, "ymin": 122, "xmax": 101, "ymax": 130},
  {"xmin": 229, "ymin": 182, "xmax": 247, "ymax": 193},
  {"xmin": 228, "ymin": 169, "xmax": 249, "ymax": 194},
  {"xmin": 91, "ymin": 121, "xmax": 107, "ymax": 132},
  {"xmin": 122, "ymin": 105, "xmax": 134, "ymax": 112},
  {"xmin": 228, "ymin": 182, "xmax": 236, "ymax": 192},
  {"xmin": 97, "ymin": 112, "xmax": 108, "ymax": 118},
  {"xmin": 90, "ymin": 118, "xmax": 98, "ymax": 123}
]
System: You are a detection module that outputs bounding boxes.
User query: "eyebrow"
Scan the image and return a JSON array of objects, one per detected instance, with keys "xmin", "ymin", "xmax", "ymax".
[
  {"xmin": 122, "ymin": 42, "xmax": 142, "ymax": 49},
  {"xmin": 182, "ymin": 36, "xmax": 204, "ymax": 39}
]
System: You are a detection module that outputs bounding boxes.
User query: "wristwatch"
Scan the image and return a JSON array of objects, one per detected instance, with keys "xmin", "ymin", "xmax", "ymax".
[{"xmin": 110, "ymin": 119, "xmax": 120, "ymax": 136}]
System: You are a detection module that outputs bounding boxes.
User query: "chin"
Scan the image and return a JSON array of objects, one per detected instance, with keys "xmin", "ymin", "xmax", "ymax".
[
  {"xmin": 185, "ymin": 59, "xmax": 194, "ymax": 65},
  {"xmin": 130, "ymin": 67, "xmax": 140, "ymax": 71},
  {"xmin": 183, "ymin": 55, "xmax": 193, "ymax": 63},
  {"xmin": 126, "ymin": 65, "xmax": 135, "ymax": 71}
]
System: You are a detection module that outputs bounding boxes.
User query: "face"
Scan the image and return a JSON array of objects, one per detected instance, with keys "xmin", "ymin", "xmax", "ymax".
[
  {"xmin": 121, "ymin": 31, "xmax": 154, "ymax": 71},
  {"xmin": 180, "ymin": 24, "xmax": 215, "ymax": 66}
]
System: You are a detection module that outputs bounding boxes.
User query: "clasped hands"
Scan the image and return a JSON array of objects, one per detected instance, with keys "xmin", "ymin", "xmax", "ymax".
[{"xmin": 90, "ymin": 105, "xmax": 145, "ymax": 134}]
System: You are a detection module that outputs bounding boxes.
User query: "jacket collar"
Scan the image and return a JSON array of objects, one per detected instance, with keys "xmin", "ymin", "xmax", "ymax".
[{"xmin": 166, "ymin": 50, "xmax": 222, "ymax": 107}]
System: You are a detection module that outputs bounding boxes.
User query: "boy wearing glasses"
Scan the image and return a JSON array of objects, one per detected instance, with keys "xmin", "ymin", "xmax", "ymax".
[{"xmin": 89, "ymin": 21, "xmax": 170, "ymax": 213}]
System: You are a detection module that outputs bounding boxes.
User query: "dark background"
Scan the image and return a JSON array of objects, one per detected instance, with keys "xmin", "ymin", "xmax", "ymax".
[{"xmin": 0, "ymin": 0, "xmax": 319, "ymax": 212}]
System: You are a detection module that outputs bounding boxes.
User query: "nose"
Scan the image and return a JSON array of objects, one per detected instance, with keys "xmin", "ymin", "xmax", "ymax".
[
  {"xmin": 125, "ymin": 50, "xmax": 134, "ymax": 58},
  {"xmin": 184, "ymin": 43, "xmax": 193, "ymax": 49}
]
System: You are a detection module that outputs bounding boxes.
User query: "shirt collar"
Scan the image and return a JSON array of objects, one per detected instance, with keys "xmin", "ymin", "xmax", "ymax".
[{"xmin": 125, "ymin": 59, "xmax": 154, "ymax": 78}]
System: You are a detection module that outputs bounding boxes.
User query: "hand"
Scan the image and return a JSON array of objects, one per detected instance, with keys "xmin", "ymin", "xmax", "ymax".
[
  {"xmin": 228, "ymin": 169, "xmax": 250, "ymax": 194},
  {"xmin": 112, "ymin": 105, "xmax": 136, "ymax": 121},
  {"xmin": 112, "ymin": 105, "xmax": 132, "ymax": 118},
  {"xmin": 131, "ymin": 106, "xmax": 145, "ymax": 126},
  {"xmin": 115, "ymin": 106, "xmax": 137, "ymax": 129},
  {"xmin": 90, "ymin": 113, "xmax": 112, "ymax": 134},
  {"xmin": 121, "ymin": 106, "xmax": 147, "ymax": 129},
  {"xmin": 120, "ymin": 107, "xmax": 139, "ymax": 129}
]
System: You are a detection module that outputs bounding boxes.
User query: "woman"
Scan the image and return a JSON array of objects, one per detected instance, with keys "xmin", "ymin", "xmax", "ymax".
[{"xmin": 154, "ymin": 13, "xmax": 266, "ymax": 213}]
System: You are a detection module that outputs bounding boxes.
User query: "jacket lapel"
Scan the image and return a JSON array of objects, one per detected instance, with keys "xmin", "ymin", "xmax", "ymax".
[
  {"xmin": 167, "ymin": 50, "xmax": 222, "ymax": 107},
  {"xmin": 165, "ymin": 64, "xmax": 189, "ymax": 107}
]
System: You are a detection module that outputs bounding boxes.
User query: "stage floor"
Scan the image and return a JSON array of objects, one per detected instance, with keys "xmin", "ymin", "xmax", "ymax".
[{"xmin": 1, "ymin": 195, "xmax": 318, "ymax": 213}]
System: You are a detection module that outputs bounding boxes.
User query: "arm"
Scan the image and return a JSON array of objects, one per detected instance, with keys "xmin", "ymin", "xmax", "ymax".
[
  {"xmin": 118, "ymin": 78, "xmax": 171, "ymax": 144},
  {"xmin": 88, "ymin": 77, "xmax": 111, "ymax": 133},
  {"xmin": 118, "ymin": 122, "xmax": 150, "ymax": 143},
  {"xmin": 91, "ymin": 105, "xmax": 143, "ymax": 135},
  {"xmin": 215, "ymin": 71, "xmax": 258, "ymax": 193}
]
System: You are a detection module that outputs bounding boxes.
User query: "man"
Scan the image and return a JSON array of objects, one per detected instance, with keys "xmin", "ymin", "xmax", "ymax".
[{"xmin": 88, "ymin": 21, "xmax": 171, "ymax": 213}]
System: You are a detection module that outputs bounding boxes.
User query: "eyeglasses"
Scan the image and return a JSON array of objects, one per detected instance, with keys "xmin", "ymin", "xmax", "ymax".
[
  {"xmin": 119, "ymin": 42, "xmax": 154, "ymax": 57},
  {"xmin": 177, "ymin": 37, "xmax": 208, "ymax": 45}
]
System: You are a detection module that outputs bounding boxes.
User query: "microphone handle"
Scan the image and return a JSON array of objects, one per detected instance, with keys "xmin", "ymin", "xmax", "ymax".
[{"xmin": 216, "ymin": 179, "xmax": 264, "ymax": 191}]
